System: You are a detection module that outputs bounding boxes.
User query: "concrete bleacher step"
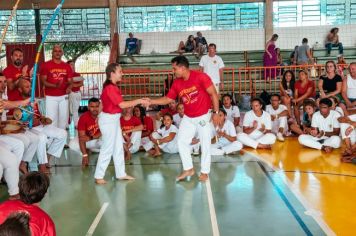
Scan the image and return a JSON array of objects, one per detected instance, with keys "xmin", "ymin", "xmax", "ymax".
[{"xmin": 312, "ymin": 46, "xmax": 356, "ymax": 57}]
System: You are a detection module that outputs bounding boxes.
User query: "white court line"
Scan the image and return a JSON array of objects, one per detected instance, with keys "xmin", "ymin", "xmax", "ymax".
[
  {"xmin": 206, "ymin": 178, "xmax": 220, "ymax": 236},
  {"xmin": 86, "ymin": 202, "xmax": 109, "ymax": 236},
  {"xmin": 244, "ymin": 150, "xmax": 336, "ymax": 236}
]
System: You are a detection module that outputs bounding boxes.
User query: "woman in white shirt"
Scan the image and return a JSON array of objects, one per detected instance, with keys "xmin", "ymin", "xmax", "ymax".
[
  {"xmin": 211, "ymin": 109, "xmax": 242, "ymax": 155},
  {"xmin": 237, "ymin": 98, "xmax": 276, "ymax": 149},
  {"xmin": 149, "ymin": 113, "xmax": 179, "ymax": 156},
  {"xmin": 221, "ymin": 94, "xmax": 240, "ymax": 128}
]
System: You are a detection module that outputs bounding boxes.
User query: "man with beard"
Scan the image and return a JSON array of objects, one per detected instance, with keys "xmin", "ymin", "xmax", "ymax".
[{"xmin": 3, "ymin": 48, "xmax": 31, "ymax": 101}]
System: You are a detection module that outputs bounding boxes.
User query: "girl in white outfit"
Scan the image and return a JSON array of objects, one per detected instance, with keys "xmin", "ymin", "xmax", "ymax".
[
  {"xmin": 211, "ymin": 109, "xmax": 242, "ymax": 155},
  {"xmin": 149, "ymin": 113, "xmax": 179, "ymax": 156},
  {"xmin": 94, "ymin": 63, "xmax": 148, "ymax": 184},
  {"xmin": 221, "ymin": 94, "xmax": 241, "ymax": 132},
  {"xmin": 237, "ymin": 98, "xmax": 276, "ymax": 149}
]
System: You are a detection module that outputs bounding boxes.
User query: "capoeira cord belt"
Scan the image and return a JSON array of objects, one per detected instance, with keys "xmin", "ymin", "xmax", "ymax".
[
  {"xmin": 0, "ymin": 0, "xmax": 21, "ymax": 52},
  {"xmin": 30, "ymin": 0, "xmax": 66, "ymax": 128}
]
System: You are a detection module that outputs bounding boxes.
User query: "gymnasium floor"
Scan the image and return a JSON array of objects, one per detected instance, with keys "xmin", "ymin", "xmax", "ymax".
[{"xmin": 0, "ymin": 137, "xmax": 355, "ymax": 236}]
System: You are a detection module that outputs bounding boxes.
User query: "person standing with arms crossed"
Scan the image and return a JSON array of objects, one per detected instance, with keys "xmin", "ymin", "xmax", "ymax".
[
  {"xmin": 148, "ymin": 56, "xmax": 219, "ymax": 182},
  {"xmin": 94, "ymin": 63, "xmax": 149, "ymax": 184}
]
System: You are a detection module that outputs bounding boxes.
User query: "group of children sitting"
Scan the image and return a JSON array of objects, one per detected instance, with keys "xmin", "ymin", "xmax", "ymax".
[{"xmin": 71, "ymin": 88, "xmax": 355, "ymax": 165}]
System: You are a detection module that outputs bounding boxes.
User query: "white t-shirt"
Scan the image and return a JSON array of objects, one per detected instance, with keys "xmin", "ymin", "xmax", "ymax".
[
  {"xmin": 265, "ymin": 104, "xmax": 287, "ymax": 116},
  {"xmin": 223, "ymin": 105, "xmax": 240, "ymax": 125},
  {"xmin": 243, "ymin": 110, "xmax": 272, "ymax": 130},
  {"xmin": 211, "ymin": 120, "xmax": 237, "ymax": 145},
  {"xmin": 173, "ymin": 114, "xmax": 184, "ymax": 128},
  {"xmin": 334, "ymin": 106, "xmax": 344, "ymax": 116},
  {"xmin": 157, "ymin": 124, "xmax": 178, "ymax": 138},
  {"xmin": 199, "ymin": 55, "xmax": 225, "ymax": 84},
  {"xmin": 311, "ymin": 110, "xmax": 341, "ymax": 132}
]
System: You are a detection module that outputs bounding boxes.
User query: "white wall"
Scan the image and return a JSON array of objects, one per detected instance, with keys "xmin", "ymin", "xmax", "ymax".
[{"xmin": 119, "ymin": 24, "xmax": 356, "ymax": 53}]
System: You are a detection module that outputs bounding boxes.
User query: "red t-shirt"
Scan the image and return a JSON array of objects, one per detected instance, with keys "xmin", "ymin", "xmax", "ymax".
[
  {"xmin": 72, "ymin": 72, "xmax": 83, "ymax": 93},
  {"xmin": 0, "ymin": 200, "xmax": 56, "ymax": 236},
  {"xmin": 40, "ymin": 60, "xmax": 73, "ymax": 96},
  {"xmin": 3, "ymin": 64, "xmax": 30, "ymax": 101},
  {"xmin": 142, "ymin": 116, "xmax": 154, "ymax": 137},
  {"xmin": 166, "ymin": 70, "xmax": 213, "ymax": 117},
  {"xmin": 120, "ymin": 116, "xmax": 142, "ymax": 137},
  {"xmin": 160, "ymin": 107, "xmax": 177, "ymax": 116},
  {"xmin": 101, "ymin": 83, "xmax": 123, "ymax": 114},
  {"xmin": 6, "ymin": 92, "xmax": 24, "ymax": 116},
  {"xmin": 78, "ymin": 111, "xmax": 100, "ymax": 137},
  {"xmin": 295, "ymin": 80, "xmax": 316, "ymax": 98}
]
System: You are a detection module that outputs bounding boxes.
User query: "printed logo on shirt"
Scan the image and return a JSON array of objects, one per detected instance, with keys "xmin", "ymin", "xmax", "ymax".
[
  {"xmin": 50, "ymin": 69, "xmax": 67, "ymax": 81},
  {"xmin": 179, "ymin": 86, "xmax": 198, "ymax": 105},
  {"xmin": 87, "ymin": 124, "xmax": 99, "ymax": 137},
  {"xmin": 122, "ymin": 125, "xmax": 135, "ymax": 131}
]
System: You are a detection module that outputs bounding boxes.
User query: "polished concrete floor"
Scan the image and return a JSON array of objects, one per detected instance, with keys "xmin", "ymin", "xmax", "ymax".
[{"xmin": 0, "ymin": 137, "xmax": 355, "ymax": 236}]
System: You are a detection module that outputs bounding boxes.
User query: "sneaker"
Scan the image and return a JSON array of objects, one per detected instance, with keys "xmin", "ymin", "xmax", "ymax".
[{"xmin": 277, "ymin": 132, "xmax": 285, "ymax": 142}]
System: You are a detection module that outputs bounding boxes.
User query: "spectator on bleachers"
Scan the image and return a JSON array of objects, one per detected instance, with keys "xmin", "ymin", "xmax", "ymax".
[
  {"xmin": 342, "ymin": 62, "xmax": 356, "ymax": 109},
  {"xmin": 280, "ymin": 70, "xmax": 295, "ymax": 117},
  {"xmin": 294, "ymin": 38, "xmax": 314, "ymax": 65},
  {"xmin": 337, "ymin": 55, "xmax": 347, "ymax": 80},
  {"xmin": 174, "ymin": 35, "xmax": 196, "ymax": 54},
  {"xmin": 276, "ymin": 48, "xmax": 286, "ymax": 76},
  {"xmin": 325, "ymin": 27, "xmax": 343, "ymax": 56},
  {"xmin": 318, "ymin": 61, "xmax": 343, "ymax": 100},
  {"xmin": 290, "ymin": 46, "xmax": 298, "ymax": 65},
  {"xmin": 293, "ymin": 69, "xmax": 316, "ymax": 124},
  {"xmin": 263, "ymin": 34, "xmax": 279, "ymax": 82},
  {"xmin": 124, "ymin": 32, "xmax": 139, "ymax": 63},
  {"xmin": 195, "ymin": 31, "xmax": 208, "ymax": 58}
]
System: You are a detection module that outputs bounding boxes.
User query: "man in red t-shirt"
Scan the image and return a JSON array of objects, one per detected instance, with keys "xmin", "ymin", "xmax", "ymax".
[
  {"xmin": 69, "ymin": 97, "xmax": 101, "ymax": 166},
  {"xmin": 120, "ymin": 107, "xmax": 143, "ymax": 160},
  {"xmin": 3, "ymin": 48, "xmax": 31, "ymax": 101},
  {"xmin": 40, "ymin": 45, "xmax": 73, "ymax": 130},
  {"xmin": 17, "ymin": 79, "xmax": 67, "ymax": 173},
  {"xmin": 149, "ymin": 56, "xmax": 219, "ymax": 181},
  {"xmin": 67, "ymin": 60, "xmax": 84, "ymax": 128},
  {"xmin": 0, "ymin": 172, "xmax": 56, "ymax": 236}
]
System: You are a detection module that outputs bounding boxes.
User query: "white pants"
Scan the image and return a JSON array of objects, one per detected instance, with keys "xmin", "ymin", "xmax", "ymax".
[
  {"xmin": 177, "ymin": 113, "xmax": 212, "ymax": 174},
  {"xmin": 271, "ymin": 116, "xmax": 288, "ymax": 135},
  {"xmin": 141, "ymin": 136, "xmax": 153, "ymax": 151},
  {"xmin": 125, "ymin": 131, "xmax": 142, "ymax": 154},
  {"xmin": 28, "ymin": 129, "xmax": 48, "ymax": 164},
  {"xmin": 45, "ymin": 95, "xmax": 69, "ymax": 130},
  {"xmin": 340, "ymin": 123, "xmax": 356, "ymax": 145},
  {"xmin": 151, "ymin": 132, "xmax": 179, "ymax": 154},
  {"xmin": 33, "ymin": 124, "xmax": 67, "ymax": 160},
  {"xmin": 211, "ymin": 140, "xmax": 242, "ymax": 156},
  {"xmin": 0, "ymin": 142, "xmax": 19, "ymax": 195},
  {"xmin": 94, "ymin": 112, "xmax": 126, "ymax": 179},
  {"xmin": 0, "ymin": 135, "xmax": 25, "ymax": 164},
  {"xmin": 69, "ymin": 92, "xmax": 81, "ymax": 127},
  {"xmin": 69, "ymin": 136, "xmax": 102, "ymax": 154},
  {"xmin": 298, "ymin": 135, "xmax": 341, "ymax": 150},
  {"xmin": 237, "ymin": 130, "xmax": 276, "ymax": 149},
  {"xmin": 8, "ymin": 130, "xmax": 39, "ymax": 162}
]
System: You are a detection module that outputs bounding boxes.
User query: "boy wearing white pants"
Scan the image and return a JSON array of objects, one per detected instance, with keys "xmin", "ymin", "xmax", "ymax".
[
  {"xmin": 149, "ymin": 56, "xmax": 220, "ymax": 181},
  {"xmin": 210, "ymin": 109, "xmax": 242, "ymax": 155},
  {"xmin": 298, "ymin": 98, "xmax": 341, "ymax": 152},
  {"xmin": 237, "ymin": 98, "xmax": 276, "ymax": 149},
  {"xmin": 266, "ymin": 94, "xmax": 289, "ymax": 141},
  {"xmin": 68, "ymin": 60, "xmax": 84, "ymax": 128}
]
